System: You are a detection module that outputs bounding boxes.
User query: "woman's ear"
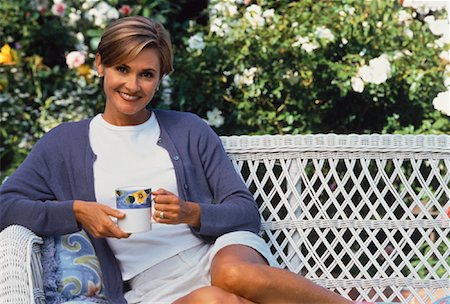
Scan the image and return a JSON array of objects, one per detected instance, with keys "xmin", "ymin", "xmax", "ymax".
[{"xmin": 95, "ymin": 53, "xmax": 104, "ymax": 77}]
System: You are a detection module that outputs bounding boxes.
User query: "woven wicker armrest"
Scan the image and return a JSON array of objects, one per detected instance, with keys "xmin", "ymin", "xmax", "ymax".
[{"xmin": 0, "ymin": 225, "xmax": 45, "ymax": 304}]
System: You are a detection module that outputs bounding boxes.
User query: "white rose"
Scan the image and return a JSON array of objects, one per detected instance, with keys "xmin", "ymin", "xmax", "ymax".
[
  {"xmin": 263, "ymin": 9, "xmax": 275, "ymax": 19},
  {"xmin": 402, "ymin": 0, "xmax": 447, "ymax": 14},
  {"xmin": 245, "ymin": 4, "xmax": 265, "ymax": 28},
  {"xmin": 302, "ymin": 42, "xmax": 320, "ymax": 53},
  {"xmin": 234, "ymin": 67, "xmax": 258, "ymax": 86},
  {"xmin": 68, "ymin": 11, "xmax": 81, "ymax": 26},
  {"xmin": 86, "ymin": 1, "xmax": 119, "ymax": 28},
  {"xmin": 351, "ymin": 77, "xmax": 364, "ymax": 93},
  {"xmin": 187, "ymin": 33, "xmax": 205, "ymax": 52},
  {"xmin": 292, "ymin": 36, "xmax": 310, "ymax": 48},
  {"xmin": 404, "ymin": 28, "xmax": 414, "ymax": 39},
  {"xmin": 398, "ymin": 10, "xmax": 412, "ymax": 24},
  {"xmin": 425, "ymin": 16, "xmax": 449, "ymax": 37},
  {"xmin": 210, "ymin": 18, "xmax": 230, "ymax": 37},
  {"xmin": 432, "ymin": 91, "xmax": 450, "ymax": 116},
  {"xmin": 315, "ymin": 26, "xmax": 335, "ymax": 41},
  {"xmin": 206, "ymin": 108, "xmax": 225, "ymax": 127},
  {"xmin": 357, "ymin": 65, "xmax": 374, "ymax": 83},
  {"xmin": 106, "ymin": 7, "xmax": 119, "ymax": 20},
  {"xmin": 368, "ymin": 55, "xmax": 391, "ymax": 84},
  {"xmin": 242, "ymin": 67, "xmax": 258, "ymax": 85},
  {"xmin": 440, "ymin": 48, "xmax": 450, "ymax": 61}
]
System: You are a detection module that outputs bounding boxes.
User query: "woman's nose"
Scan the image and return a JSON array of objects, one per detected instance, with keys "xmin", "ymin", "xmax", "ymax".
[{"xmin": 124, "ymin": 74, "xmax": 140, "ymax": 91}]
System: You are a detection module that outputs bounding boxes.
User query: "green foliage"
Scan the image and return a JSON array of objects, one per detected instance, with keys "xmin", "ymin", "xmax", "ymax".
[
  {"xmin": 1, "ymin": 0, "xmax": 449, "ymax": 177},
  {"xmin": 171, "ymin": 0, "xmax": 449, "ymax": 135},
  {"xmin": 0, "ymin": 0, "xmax": 188, "ymax": 177}
]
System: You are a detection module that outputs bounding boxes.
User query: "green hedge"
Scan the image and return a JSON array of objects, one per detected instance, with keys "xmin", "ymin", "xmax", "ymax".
[{"xmin": 1, "ymin": 0, "xmax": 449, "ymax": 177}]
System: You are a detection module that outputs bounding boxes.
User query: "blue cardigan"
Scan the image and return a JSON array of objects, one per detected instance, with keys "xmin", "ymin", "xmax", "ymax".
[{"xmin": 0, "ymin": 109, "xmax": 261, "ymax": 303}]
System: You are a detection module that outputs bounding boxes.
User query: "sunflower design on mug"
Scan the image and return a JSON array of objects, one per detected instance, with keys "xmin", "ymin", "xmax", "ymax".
[
  {"xmin": 132, "ymin": 190, "xmax": 148, "ymax": 205},
  {"xmin": 115, "ymin": 187, "xmax": 151, "ymax": 209}
]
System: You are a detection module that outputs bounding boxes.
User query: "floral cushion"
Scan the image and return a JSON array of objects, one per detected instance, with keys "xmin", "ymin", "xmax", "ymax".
[
  {"xmin": 52, "ymin": 230, "xmax": 107, "ymax": 303},
  {"xmin": 46, "ymin": 232, "xmax": 450, "ymax": 304}
]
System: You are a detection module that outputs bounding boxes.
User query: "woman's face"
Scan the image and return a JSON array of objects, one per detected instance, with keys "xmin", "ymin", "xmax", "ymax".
[{"xmin": 96, "ymin": 47, "xmax": 161, "ymax": 126}]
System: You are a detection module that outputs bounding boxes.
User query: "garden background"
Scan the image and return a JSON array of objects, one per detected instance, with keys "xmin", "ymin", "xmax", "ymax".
[{"xmin": 0, "ymin": 0, "xmax": 449, "ymax": 178}]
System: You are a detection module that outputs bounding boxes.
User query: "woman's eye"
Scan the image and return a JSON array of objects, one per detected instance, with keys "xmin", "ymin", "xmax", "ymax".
[
  {"xmin": 142, "ymin": 71, "xmax": 154, "ymax": 78},
  {"xmin": 116, "ymin": 66, "xmax": 127, "ymax": 73}
]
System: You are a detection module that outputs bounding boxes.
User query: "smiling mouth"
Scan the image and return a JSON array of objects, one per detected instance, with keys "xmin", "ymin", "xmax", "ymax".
[{"xmin": 118, "ymin": 91, "xmax": 141, "ymax": 101}]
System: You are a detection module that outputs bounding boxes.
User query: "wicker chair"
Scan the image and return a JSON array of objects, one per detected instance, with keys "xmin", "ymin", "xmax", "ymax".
[{"xmin": 1, "ymin": 134, "xmax": 449, "ymax": 303}]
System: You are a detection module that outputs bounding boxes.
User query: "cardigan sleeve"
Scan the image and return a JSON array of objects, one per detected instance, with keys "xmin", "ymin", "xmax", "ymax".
[
  {"xmin": 193, "ymin": 121, "xmax": 261, "ymax": 237},
  {"xmin": 0, "ymin": 129, "xmax": 81, "ymax": 236}
]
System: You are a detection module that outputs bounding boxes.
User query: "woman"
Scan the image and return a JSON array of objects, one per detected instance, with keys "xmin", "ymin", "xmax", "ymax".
[{"xmin": 0, "ymin": 16, "xmax": 356, "ymax": 304}]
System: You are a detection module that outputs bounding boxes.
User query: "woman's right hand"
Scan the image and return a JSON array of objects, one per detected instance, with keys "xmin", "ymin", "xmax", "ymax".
[{"xmin": 73, "ymin": 200, "xmax": 130, "ymax": 239}]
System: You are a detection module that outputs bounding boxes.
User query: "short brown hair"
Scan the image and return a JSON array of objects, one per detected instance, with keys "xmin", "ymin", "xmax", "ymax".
[{"xmin": 96, "ymin": 16, "xmax": 173, "ymax": 78}]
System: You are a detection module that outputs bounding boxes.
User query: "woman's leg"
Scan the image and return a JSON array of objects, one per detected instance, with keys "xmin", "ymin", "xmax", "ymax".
[
  {"xmin": 210, "ymin": 244, "xmax": 353, "ymax": 304},
  {"xmin": 173, "ymin": 286, "xmax": 255, "ymax": 304}
]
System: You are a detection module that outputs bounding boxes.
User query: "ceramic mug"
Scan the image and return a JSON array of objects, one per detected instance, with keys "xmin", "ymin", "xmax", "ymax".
[{"xmin": 115, "ymin": 186, "xmax": 152, "ymax": 233}]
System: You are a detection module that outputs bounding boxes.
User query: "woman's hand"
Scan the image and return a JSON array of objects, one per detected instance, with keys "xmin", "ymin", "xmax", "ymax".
[
  {"xmin": 152, "ymin": 188, "xmax": 201, "ymax": 227},
  {"xmin": 73, "ymin": 200, "xmax": 131, "ymax": 239}
]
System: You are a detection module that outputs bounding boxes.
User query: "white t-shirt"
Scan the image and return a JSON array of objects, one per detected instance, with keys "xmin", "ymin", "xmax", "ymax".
[{"xmin": 89, "ymin": 113, "xmax": 203, "ymax": 280}]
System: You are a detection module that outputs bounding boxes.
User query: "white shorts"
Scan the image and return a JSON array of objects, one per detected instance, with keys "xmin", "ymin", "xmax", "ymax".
[{"xmin": 124, "ymin": 231, "xmax": 279, "ymax": 304}]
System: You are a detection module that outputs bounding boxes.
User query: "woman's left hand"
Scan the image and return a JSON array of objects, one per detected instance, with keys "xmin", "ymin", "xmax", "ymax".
[{"xmin": 152, "ymin": 188, "xmax": 201, "ymax": 227}]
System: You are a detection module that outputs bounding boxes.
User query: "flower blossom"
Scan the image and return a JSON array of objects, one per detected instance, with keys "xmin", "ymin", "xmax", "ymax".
[
  {"xmin": 119, "ymin": 5, "xmax": 132, "ymax": 15},
  {"xmin": 262, "ymin": 9, "xmax": 275, "ymax": 19},
  {"xmin": 51, "ymin": 0, "xmax": 66, "ymax": 17},
  {"xmin": 211, "ymin": 2, "xmax": 238, "ymax": 17},
  {"xmin": 292, "ymin": 36, "xmax": 319, "ymax": 53},
  {"xmin": 398, "ymin": 10, "xmax": 412, "ymax": 24},
  {"xmin": 424, "ymin": 15, "xmax": 449, "ymax": 47},
  {"xmin": 315, "ymin": 26, "xmax": 335, "ymax": 41},
  {"xmin": 234, "ymin": 67, "xmax": 258, "ymax": 86},
  {"xmin": 432, "ymin": 91, "xmax": 450, "ymax": 116},
  {"xmin": 351, "ymin": 76, "xmax": 364, "ymax": 93},
  {"xmin": 424, "ymin": 16, "xmax": 449, "ymax": 37},
  {"xmin": 85, "ymin": 1, "xmax": 119, "ymax": 28},
  {"xmin": 0, "ymin": 44, "xmax": 14, "ymax": 65},
  {"xmin": 68, "ymin": 10, "xmax": 81, "ymax": 26},
  {"xmin": 439, "ymin": 50, "xmax": 449, "ymax": 62},
  {"xmin": 210, "ymin": 18, "xmax": 230, "ymax": 37},
  {"xmin": 402, "ymin": 0, "xmax": 448, "ymax": 15},
  {"xmin": 206, "ymin": 108, "xmax": 224, "ymax": 128},
  {"xmin": 351, "ymin": 54, "xmax": 392, "ymax": 92},
  {"xmin": 357, "ymin": 54, "xmax": 392, "ymax": 85},
  {"xmin": 244, "ymin": 4, "xmax": 265, "ymax": 28},
  {"xmin": 66, "ymin": 51, "xmax": 86, "ymax": 69},
  {"xmin": 187, "ymin": 33, "xmax": 205, "ymax": 52},
  {"xmin": 77, "ymin": 64, "xmax": 91, "ymax": 77},
  {"xmin": 81, "ymin": 0, "xmax": 97, "ymax": 10}
]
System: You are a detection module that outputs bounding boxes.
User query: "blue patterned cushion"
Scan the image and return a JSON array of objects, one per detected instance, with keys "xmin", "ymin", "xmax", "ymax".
[{"xmin": 54, "ymin": 230, "xmax": 107, "ymax": 303}]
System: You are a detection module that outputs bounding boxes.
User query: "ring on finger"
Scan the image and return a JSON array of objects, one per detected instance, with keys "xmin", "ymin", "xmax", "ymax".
[{"xmin": 159, "ymin": 211, "xmax": 165, "ymax": 219}]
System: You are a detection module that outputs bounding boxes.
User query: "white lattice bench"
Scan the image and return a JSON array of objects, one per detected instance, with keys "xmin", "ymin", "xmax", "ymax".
[{"xmin": 1, "ymin": 134, "xmax": 449, "ymax": 304}]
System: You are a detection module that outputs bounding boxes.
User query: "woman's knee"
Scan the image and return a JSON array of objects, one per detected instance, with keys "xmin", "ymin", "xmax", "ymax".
[
  {"xmin": 211, "ymin": 261, "xmax": 245, "ymax": 291},
  {"xmin": 211, "ymin": 245, "xmax": 269, "ymax": 292}
]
